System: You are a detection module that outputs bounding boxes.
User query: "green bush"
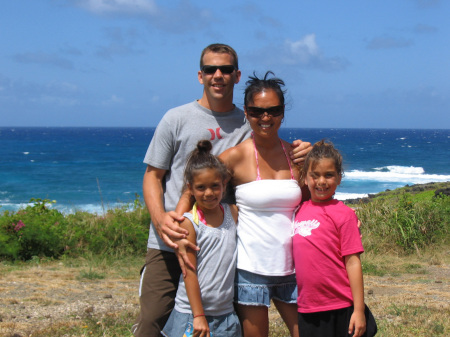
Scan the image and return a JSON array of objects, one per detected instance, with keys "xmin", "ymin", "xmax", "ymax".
[
  {"xmin": 63, "ymin": 204, "xmax": 149, "ymax": 257},
  {"xmin": 357, "ymin": 193, "xmax": 449, "ymax": 253},
  {"xmin": 0, "ymin": 199, "xmax": 66, "ymax": 260},
  {"xmin": 0, "ymin": 197, "xmax": 150, "ymax": 261}
]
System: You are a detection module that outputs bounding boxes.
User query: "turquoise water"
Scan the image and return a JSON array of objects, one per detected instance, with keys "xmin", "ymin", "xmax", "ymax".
[{"xmin": 1, "ymin": 127, "xmax": 449, "ymax": 213}]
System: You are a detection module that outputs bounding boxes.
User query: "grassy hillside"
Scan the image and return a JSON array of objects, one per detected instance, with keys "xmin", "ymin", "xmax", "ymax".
[{"xmin": 0, "ymin": 183, "xmax": 449, "ymax": 336}]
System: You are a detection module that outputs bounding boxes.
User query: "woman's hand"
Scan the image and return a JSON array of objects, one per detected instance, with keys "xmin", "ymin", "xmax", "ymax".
[{"xmin": 290, "ymin": 139, "xmax": 312, "ymax": 165}]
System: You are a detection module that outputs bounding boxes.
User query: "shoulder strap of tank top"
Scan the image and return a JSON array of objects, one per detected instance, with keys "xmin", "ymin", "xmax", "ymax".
[
  {"xmin": 251, "ymin": 132, "xmax": 295, "ymax": 180},
  {"xmin": 251, "ymin": 132, "xmax": 262, "ymax": 181},
  {"xmin": 280, "ymin": 140, "xmax": 295, "ymax": 180}
]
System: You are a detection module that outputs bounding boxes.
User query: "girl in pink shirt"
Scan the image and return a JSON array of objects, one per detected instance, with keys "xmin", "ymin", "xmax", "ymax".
[{"xmin": 292, "ymin": 140, "xmax": 377, "ymax": 337}]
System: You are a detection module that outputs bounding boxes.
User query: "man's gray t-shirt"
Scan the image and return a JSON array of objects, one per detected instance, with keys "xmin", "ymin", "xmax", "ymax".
[{"xmin": 143, "ymin": 100, "xmax": 251, "ymax": 251}]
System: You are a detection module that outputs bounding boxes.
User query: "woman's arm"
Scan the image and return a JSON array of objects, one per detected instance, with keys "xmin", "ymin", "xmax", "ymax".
[
  {"xmin": 229, "ymin": 204, "xmax": 239, "ymax": 224},
  {"xmin": 289, "ymin": 139, "xmax": 312, "ymax": 165},
  {"xmin": 345, "ymin": 253, "xmax": 366, "ymax": 337},
  {"xmin": 179, "ymin": 219, "xmax": 211, "ymax": 337}
]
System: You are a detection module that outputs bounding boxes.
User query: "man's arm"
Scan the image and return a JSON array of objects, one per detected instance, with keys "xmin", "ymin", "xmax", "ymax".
[
  {"xmin": 143, "ymin": 165, "xmax": 187, "ymax": 249},
  {"xmin": 345, "ymin": 253, "xmax": 366, "ymax": 337}
]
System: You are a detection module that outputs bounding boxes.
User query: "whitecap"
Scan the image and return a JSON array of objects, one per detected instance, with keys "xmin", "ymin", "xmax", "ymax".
[
  {"xmin": 345, "ymin": 166, "xmax": 450, "ymax": 184},
  {"xmin": 335, "ymin": 192, "xmax": 368, "ymax": 201}
]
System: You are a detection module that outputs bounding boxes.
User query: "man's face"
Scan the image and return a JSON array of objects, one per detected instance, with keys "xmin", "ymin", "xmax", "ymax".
[{"xmin": 198, "ymin": 52, "xmax": 241, "ymax": 106}]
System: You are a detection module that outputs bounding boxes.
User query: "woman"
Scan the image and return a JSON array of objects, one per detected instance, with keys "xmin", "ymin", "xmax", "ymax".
[{"xmin": 219, "ymin": 71, "xmax": 308, "ymax": 337}]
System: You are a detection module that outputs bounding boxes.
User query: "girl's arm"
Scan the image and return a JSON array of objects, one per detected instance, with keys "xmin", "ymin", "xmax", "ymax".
[
  {"xmin": 178, "ymin": 218, "xmax": 211, "ymax": 337},
  {"xmin": 174, "ymin": 189, "xmax": 199, "ymax": 276},
  {"xmin": 345, "ymin": 253, "xmax": 366, "ymax": 337}
]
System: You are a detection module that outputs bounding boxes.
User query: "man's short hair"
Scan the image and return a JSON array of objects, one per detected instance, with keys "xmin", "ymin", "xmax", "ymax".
[{"xmin": 200, "ymin": 43, "xmax": 239, "ymax": 70}]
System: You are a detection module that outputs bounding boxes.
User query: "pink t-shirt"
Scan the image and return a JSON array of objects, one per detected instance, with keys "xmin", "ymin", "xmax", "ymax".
[{"xmin": 292, "ymin": 199, "xmax": 364, "ymax": 313}]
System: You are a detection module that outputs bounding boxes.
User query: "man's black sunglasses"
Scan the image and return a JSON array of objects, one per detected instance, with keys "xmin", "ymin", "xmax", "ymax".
[
  {"xmin": 201, "ymin": 65, "xmax": 237, "ymax": 74},
  {"xmin": 246, "ymin": 105, "xmax": 285, "ymax": 118}
]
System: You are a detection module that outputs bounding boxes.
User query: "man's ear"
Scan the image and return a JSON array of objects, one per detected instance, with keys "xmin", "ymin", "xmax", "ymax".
[
  {"xmin": 234, "ymin": 69, "xmax": 242, "ymax": 84},
  {"xmin": 198, "ymin": 70, "xmax": 204, "ymax": 85}
]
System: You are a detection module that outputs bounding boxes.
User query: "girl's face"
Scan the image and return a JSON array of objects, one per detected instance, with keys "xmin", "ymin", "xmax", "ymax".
[
  {"xmin": 305, "ymin": 158, "xmax": 342, "ymax": 203},
  {"xmin": 188, "ymin": 168, "xmax": 225, "ymax": 211},
  {"xmin": 245, "ymin": 89, "xmax": 284, "ymax": 137}
]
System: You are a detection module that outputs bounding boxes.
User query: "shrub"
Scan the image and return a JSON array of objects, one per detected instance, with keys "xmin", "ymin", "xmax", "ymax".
[
  {"xmin": 63, "ymin": 204, "xmax": 149, "ymax": 257},
  {"xmin": 357, "ymin": 193, "xmax": 449, "ymax": 253},
  {"xmin": 0, "ymin": 199, "xmax": 67, "ymax": 260},
  {"xmin": 0, "ymin": 197, "xmax": 150, "ymax": 261}
]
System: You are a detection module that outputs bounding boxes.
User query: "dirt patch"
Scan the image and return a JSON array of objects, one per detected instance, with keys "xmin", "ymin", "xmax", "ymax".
[
  {"xmin": 0, "ymin": 262, "xmax": 449, "ymax": 336},
  {"xmin": 0, "ymin": 264, "xmax": 140, "ymax": 336}
]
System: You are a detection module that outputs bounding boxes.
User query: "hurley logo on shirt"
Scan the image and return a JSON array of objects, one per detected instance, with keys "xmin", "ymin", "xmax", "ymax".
[{"xmin": 293, "ymin": 219, "xmax": 320, "ymax": 237}]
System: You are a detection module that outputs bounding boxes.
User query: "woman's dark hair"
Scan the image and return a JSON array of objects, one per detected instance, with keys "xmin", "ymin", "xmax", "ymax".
[
  {"xmin": 183, "ymin": 140, "xmax": 230, "ymax": 190},
  {"xmin": 244, "ymin": 71, "xmax": 286, "ymax": 107},
  {"xmin": 301, "ymin": 139, "xmax": 344, "ymax": 181}
]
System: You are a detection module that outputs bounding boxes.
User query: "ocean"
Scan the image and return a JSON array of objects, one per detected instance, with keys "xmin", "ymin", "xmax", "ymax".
[{"xmin": 1, "ymin": 127, "xmax": 449, "ymax": 214}]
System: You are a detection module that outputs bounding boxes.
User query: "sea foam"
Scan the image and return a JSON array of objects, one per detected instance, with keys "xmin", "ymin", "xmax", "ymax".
[{"xmin": 345, "ymin": 165, "xmax": 450, "ymax": 184}]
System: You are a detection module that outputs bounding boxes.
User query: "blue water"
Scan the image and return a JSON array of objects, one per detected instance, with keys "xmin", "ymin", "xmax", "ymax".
[{"xmin": 1, "ymin": 127, "xmax": 449, "ymax": 214}]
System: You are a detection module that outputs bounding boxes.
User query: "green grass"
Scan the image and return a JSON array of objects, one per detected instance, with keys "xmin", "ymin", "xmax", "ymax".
[{"xmin": 0, "ymin": 183, "xmax": 449, "ymax": 336}]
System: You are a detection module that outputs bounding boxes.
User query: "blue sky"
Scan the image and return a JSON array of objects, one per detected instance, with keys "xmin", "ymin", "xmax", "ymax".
[{"xmin": 0, "ymin": 0, "xmax": 448, "ymax": 128}]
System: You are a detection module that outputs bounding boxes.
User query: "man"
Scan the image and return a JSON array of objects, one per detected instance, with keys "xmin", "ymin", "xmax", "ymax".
[{"xmin": 132, "ymin": 43, "xmax": 311, "ymax": 336}]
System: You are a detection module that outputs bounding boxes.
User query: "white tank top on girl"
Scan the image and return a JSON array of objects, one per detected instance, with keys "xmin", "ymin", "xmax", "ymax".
[{"xmin": 235, "ymin": 136, "xmax": 302, "ymax": 276}]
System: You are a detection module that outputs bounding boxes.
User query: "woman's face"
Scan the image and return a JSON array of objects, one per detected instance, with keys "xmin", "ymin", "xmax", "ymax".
[{"xmin": 245, "ymin": 89, "xmax": 284, "ymax": 137}]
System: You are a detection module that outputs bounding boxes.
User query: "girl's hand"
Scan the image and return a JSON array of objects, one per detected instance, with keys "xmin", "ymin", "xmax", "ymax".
[
  {"xmin": 348, "ymin": 310, "xmax": 366, "ymax": 337},
  {"xmin": 193, "ymin": 316, "xmax": 210, "ymax": 337},
  {"xmin": 174, "ymin": 237, "xmax": 200, "ymax": 277}
]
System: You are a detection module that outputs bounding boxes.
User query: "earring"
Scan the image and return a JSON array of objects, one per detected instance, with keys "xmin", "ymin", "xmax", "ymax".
[{"xmin": 243, "ymin": 116, "xmax": 247, "ymax": 123}]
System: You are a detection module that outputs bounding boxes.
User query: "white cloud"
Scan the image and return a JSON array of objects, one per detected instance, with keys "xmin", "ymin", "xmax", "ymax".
[
  {"xmin": 367, "ymin": 36, "xmax": 414, "ymax": 50},
  {"xmin": 413, "ymin": 23, "xmax": 438, "ymax": 34},
  {"xmin": 77, "ymin": 0, "xmax": 158, "ymax": 15},
  {"xmin": 102, "ymin": 94, "xmax": 124, "ymax": 105},
  {"xmin": 285, "ymin": 34, "xmax": 319, "ymax": 64},
  {"xmin": 280, "ymin": 34, "xmax": 349, "ymax": 72},
  {"xmin": 13, "ymin": 52, "xmax": 74, "ymax": 70},
  {"xmin": 95, "ymin": 27, "xmax": 144, "ymax": 59},
  {"xmin": 72, "ymin": 0, "xmax": 213, "ymax": 34},
  {"xmin": 411, "ymin": 0, "xmax": 440, "ymax": 8}
]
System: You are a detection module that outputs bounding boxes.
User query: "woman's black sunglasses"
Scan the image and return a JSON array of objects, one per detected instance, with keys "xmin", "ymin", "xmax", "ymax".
[{"xmin": 246, "ymin": 105, "xmax": 284, "ymax": 118}]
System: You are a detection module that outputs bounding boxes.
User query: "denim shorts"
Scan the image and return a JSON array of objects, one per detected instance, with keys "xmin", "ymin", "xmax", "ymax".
[
  {"xmin": 161, "ymin": 309, "xmax": 242, "ymax": 337},
  {"xmin": 234, "ymin": 269, "xmax": 298, "ymax": 307}
]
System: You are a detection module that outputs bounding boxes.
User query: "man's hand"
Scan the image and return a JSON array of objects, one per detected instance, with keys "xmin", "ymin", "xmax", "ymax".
[
  {"xmin": 290, "ymin": 139, "xmax": 312, "ymax": 165},
  {"xmin": 154, "ymin": 211, "xmax": 188, "ymax": 249}
]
